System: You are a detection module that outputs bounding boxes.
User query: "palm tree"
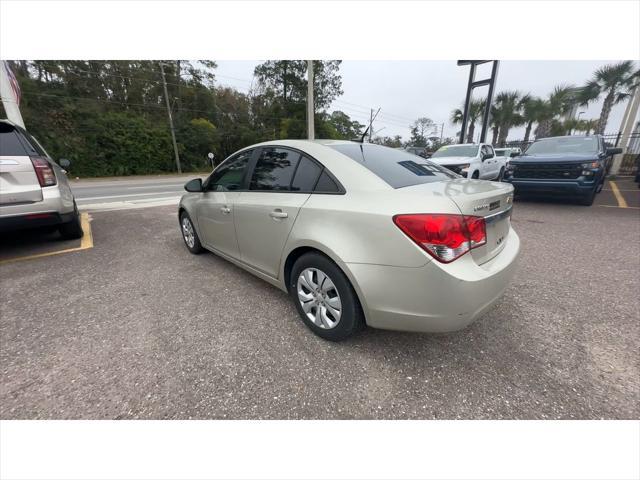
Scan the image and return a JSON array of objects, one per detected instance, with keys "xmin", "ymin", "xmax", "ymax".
[
  {"xmin": 575, "ymin": 118, "xmax": 599, "ymax": 135},
  {"xmin": 535, "ymin": 85, "xmax": 579, "ymax": 139},
  {"xmin": 450, "ymin": 98, "xmax": 486, "ymax": 143},
  {"xmin": 578, "ymin": 61, "xmax": 639, "ymax": 135},
  {"xmin": 490, "ymin": 91, "xmax": 528, "ymax": 146},
  {"xmin": 521, "ymin": 97, "xmax": 545, "ymax": 142}
]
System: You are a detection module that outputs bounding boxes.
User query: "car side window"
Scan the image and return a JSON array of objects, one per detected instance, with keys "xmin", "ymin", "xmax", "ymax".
[
  {"xmin": 250, "ymin": 147, "xmax": 301, "ymax": 191},
  {"xmin": 482, "ymin": 145, "xmax": 494, "ymax": 157},
  {"xmin": 314, "ymin": 171, "xmax": 340, "ymax": 193},
  {"xmin": 291, "ymin": 155, "xmax": 322, "ymax": 192},
  {"xmin": 207, "ymin": 150, "xmax": 252, "ymax": 192}
]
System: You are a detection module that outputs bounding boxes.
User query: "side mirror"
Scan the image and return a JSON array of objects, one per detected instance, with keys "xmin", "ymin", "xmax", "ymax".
[
  {"xmin": 59, "ymin": 158, "xmax": 71, "ymax": 168},
  {"xmin": 606, "ymin": 147, "xmax": 622, "ymax": 156},
  {"xmin": 482, "ymin": 153, "xmax": 492, "ymax": 161},
  {"xmin": 184, "ymin": 178, "xmax": 203, "ymax": 192}
]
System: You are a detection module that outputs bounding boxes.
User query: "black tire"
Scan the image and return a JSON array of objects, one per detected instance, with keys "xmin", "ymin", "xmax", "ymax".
[
  {"xmin": 179, "ymin": 211, "xmax": 204, "ymax": 254},
  {"xmin": 472, "ymin": 170, "xmax": 479, "ymax": 179},
  {"xmin": 58, "ymin": 203, "xmax": 84, "ymax": 240},
  {"xmin": 496, "ymin": 167, "xmax": 505, "ymax": 182},
  {"xmin": 579, "ymin": 188, "xmax": 596, "ymax": 206},
  {"xmin": 289, "ymin": 252, "xmax": 364, "ymax": 341}
]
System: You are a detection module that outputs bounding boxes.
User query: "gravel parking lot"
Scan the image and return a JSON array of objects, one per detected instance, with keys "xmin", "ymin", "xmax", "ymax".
[{"xmin": 1, "ymin": 181, "xmax": 638, "ymax": 420}]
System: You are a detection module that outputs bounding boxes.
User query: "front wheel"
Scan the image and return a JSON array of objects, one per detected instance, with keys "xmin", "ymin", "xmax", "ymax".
[
  {"xmin": 290, "ymin": 252, "xmax": 364, "ymax": 341},
  {"xmin": 180, "ymin": 211, "xmax": 204, "ymax": 254}
]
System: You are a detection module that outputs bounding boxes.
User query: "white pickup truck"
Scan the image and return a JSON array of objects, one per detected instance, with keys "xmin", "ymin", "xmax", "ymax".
[{"xmin": 429, "ymin": 143, "xmax": 507, "ymax": 181}]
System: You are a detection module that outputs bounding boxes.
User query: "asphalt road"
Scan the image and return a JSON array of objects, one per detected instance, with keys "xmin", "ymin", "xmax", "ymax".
[
  {"xmin": 70, "ymin": 174, "xmax": 205, "ymax": 211},
  {"xmin": 0, "ymin": 183, "xmax": 638, "ymax": 419}
]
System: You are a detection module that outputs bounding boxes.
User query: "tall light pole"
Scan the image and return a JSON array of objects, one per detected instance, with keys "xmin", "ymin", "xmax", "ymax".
[
  {"xmin": 307, "ymin": 60, "xmax": 315, "ymax": 140},
  {"xmin": 573, "ymin": 111, "xmax": 585, "ymax": 135},
  {"xmin": 160, "ymin": 62, "xmax": 182, "ymax": 174}
]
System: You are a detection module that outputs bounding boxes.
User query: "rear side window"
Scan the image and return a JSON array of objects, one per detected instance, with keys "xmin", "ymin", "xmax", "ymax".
[
  {"xmin": 328, "ymin": 143, "xmax": 457, "ymax": 189},
  {"xmin": 0, "ymin": 125, "xmax": 28, "ymax": 156},
  {"xmin": 291, "ymin": 156, "xmax": 322, "ymax": 192},
  {"xmin": 314, "ymin": 171, "xmax": 340, "ymax": 193},
  {"xmin": 250, "ymin": 147, "xmax": 301, "ymax": 191}
]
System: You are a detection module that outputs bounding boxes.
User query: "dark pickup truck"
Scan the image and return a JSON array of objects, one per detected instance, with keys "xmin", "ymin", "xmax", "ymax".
[{"xmin": 503, "ymin": 135, "xmax": 622, "ymax": 205}]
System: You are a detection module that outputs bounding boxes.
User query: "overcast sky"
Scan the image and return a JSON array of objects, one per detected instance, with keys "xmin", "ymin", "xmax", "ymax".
[{"xmin": 215, "ymin": 60, "xmax": 638, "ymax": 142}]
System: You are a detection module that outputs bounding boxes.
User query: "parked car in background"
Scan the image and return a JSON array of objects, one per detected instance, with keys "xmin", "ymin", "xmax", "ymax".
[
  {"xmin": 503, "ymin": 135, "xmax": 622, "ymax": 206},
  {"xmin": 430, "ymin": 143, "xmax": 506, "ymax": 180},
  {"xmin": 404, "ymin": 145, "xmax": 427, "ymax": 158},
  {"xmin": 179, "ymin": 140, "xmax": 519, "ymax": 341},
  {"xmin": 494, "ymin": 147, "xmax": 522, "ymax": 163},
  {"xmin": 0, "ymin": 120, "xmax": 83, "ymax": 238}
]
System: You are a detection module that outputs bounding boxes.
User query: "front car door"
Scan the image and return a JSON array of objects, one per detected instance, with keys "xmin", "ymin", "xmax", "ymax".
[
  {"xmin": 195, "ymin": 149, "xmax": 254, "ymax": 259},
  {"xmin": 234, "ymin": 147, "xmax": 321, "ymax": 278}
]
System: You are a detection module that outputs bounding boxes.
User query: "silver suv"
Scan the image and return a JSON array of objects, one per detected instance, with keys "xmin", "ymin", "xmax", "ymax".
[{"xmin": 0, "ymin": 120, "xmax": 83, "ymax": 239}]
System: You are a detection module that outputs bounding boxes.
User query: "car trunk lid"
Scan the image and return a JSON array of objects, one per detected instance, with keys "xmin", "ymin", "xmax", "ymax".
[
  {"xmin": 0, "ymin": 156, "xmax": 44, "ymax": 205},
  {"xmin": 402, "ymin": 178, "xmax": 514, "ymax": 265}
]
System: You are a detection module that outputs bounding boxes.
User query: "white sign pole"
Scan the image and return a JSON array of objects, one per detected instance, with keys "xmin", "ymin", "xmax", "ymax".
[{"xmin": 0, "ymin": 61, "xmax": 26, "ymax": 129}]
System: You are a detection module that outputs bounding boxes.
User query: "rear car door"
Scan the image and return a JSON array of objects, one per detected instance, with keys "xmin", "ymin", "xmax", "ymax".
[
  {"xmin": 234, "ymin": 147, "xmax": 319, "ymax": 278},
  {"xmin": 195, "ymin": 149, "xmax": 253, "ymax": 259},
  {"xmin": 0, "ymin": 123, "xmax": 43, "ymax": 206}
]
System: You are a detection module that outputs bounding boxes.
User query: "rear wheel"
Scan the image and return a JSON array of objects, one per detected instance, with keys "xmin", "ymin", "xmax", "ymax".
[
  {"xmin": 180, "ymin": 211, "xmax": 204, "ymax": 254},
  {"xmin": 58, "ymin": 203, "xmax": 84, "ymax": 240},
  {"xmin": 290, "ymin": 252, "xmax": 364, "ymax": 341},
  {"xmin": 496, "ymin": 167, "xmax": 505, "ymax": 182}
]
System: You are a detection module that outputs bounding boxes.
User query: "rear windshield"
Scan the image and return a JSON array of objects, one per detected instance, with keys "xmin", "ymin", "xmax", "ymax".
[
  {"xmin": 0, "ymin": 124, "xmax": 28, "ymax": 156},
  {"xmin": 526, "ymin": 136, "xmax": 598, "ymax": 155},
  {"xmin": 327, "ymin": 143, "xmax": 457, "ymax": 189}
]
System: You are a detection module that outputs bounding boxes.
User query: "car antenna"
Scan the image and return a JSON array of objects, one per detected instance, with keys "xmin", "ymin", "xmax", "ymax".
[{"xmin": 356, "ymin": 108, "xmax": 381, "ymax": 143}]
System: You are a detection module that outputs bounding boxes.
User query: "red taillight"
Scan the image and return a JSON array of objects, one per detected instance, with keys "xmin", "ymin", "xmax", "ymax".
[
  {"xmin": 30, "ymin": 156, "xmax": 57, "ymax": 187},
  {"xmin": 393, "ymin": 213, "xmax": 487, "ymax": 263}
]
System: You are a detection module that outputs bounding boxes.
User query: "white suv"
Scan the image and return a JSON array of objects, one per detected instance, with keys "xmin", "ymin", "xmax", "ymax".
[
  {"xmin": 0, "ymin": 120, "xmax": 83, "ymax": 239},
  {"xmin": 430, "ymin": 143, "xmax": 506, "ymax": 181}
]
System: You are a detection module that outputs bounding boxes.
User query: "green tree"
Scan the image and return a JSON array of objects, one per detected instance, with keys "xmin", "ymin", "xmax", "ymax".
[
  {"xmin": 578, "ymin": 61, "xmax": 639, "ymax": 134},
  {"xmin": 450, "ymin": 98, "xmax": 485, "ymax": 143},
  {"xmin": 521, "ymin": 97, "xmax": 545, "ymax": 142},
  {"xmin": 409, "ymin": 117, "xmax": 435, "ymax": 147},
  {"xmin": 490, "ymin": 91, "xmax": 529, "ymax": 146},
  {"xmin": 372, "ymin": 135, "xmax": 404, "ymax": 148},
  {"xmin": 534, "ymin": 85, "xmax": 579, "ymax": 139},
  {"xmin": 328, "ymin": 110, "xmax": 364, "ymax": 139}
]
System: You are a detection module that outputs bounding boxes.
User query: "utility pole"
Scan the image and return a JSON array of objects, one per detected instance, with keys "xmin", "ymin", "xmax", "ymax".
[
  {"xmin": 160, "ymin": 62, "xmax": 182, "ymax": 174},
  {"xmin": 369, "ymin": 109, "xmax": 374, "ymax": 142},
  {"xmin": 610, "ymin": 86, "xmax": 640, "ymax": 176},
  {"xmin": 307, "ymin": 60, "xmax": 315, "ymax": 140}
]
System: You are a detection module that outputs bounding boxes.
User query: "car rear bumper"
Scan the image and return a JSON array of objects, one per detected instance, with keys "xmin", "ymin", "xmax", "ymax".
[
  {"xmin": 0, "ymin": 211, "xmax": 76, "ymax": 232},
  {"xmin": 0, "ymin": 184, "xmax": 75, "ymax": 229},
  {"xmin": 347, "ymin": 228, "xmax": 520, "ymax": 333}
]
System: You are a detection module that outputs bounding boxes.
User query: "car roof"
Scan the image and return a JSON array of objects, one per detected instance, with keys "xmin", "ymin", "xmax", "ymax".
[{"xmin": 535, "ymin": 135, "xmax": 597, "ymax": 141}]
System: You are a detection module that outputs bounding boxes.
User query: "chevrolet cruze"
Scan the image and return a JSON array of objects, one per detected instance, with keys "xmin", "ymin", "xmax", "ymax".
[{"xmin": 178, "ymin": 140, "xmax": 520, "ymax": 341}]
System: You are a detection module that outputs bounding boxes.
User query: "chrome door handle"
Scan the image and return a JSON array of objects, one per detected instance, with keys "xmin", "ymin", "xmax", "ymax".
[
  {"xmin": 220, "ymin": 206, "xmax": 231, "ymax": 214},
  {"xmin": 269, "ymin": 210, "xmax": 288, "ymax": 219}
]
